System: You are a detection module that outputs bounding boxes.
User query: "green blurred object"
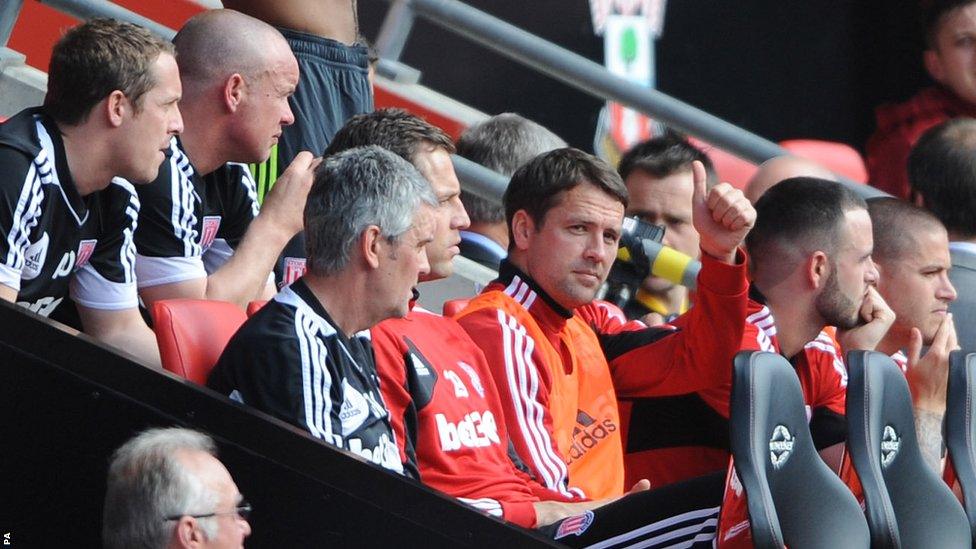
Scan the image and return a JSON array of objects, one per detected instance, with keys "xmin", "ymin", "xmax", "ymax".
[{"xmin": 621, "ymin": 26, "xmax": 638, "ymax": 66}]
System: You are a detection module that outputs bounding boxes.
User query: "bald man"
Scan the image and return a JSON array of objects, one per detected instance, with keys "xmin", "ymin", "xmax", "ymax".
[
  {"xmin": 131, "ymin": 9, "xmax": 318, "ymax": 310},
  {"xmin": 223, "ymin": 0, "xmax": 372, "ymax": 287},
  {"xmin": 744, "ymin": 155, "xmax": 836, "ymax": 203}
]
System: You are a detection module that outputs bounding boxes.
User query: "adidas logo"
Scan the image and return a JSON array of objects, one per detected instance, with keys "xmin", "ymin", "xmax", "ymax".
[{"xmin": 567, "ymin": 410, "xmax": 617, "ymax": 463}]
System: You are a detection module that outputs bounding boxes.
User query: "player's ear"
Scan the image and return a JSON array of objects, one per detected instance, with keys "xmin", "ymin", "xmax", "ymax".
[
  {"xmin": 174, "ymin": 516, "xmax": 205, "ymax": 548},
  {"xmin": 924, "ymin": 48, "xmax": 946, "ymax": 84},
  {"xmin": 223, "ymin": 73, "xmax": 246, "ymax": 113},
  {"xmin": 361, "ymin": 225, "xmax": 383, "ymax": 269},
  {"xmin": 510, "ymin": 210, "xmax": 535, "ymax": 252},
  {"xmin": 807, "ymin": 251, "xmax": 829, "ymax": 290},
  {"xmin": 105, "ymin": 90, "xmax": 127, "ymax": 128}
]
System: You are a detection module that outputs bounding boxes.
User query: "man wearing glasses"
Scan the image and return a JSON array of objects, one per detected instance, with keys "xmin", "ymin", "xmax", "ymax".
[{"xmin": 102, "ymin": 427, "xmax": 251, "ymax": 548}]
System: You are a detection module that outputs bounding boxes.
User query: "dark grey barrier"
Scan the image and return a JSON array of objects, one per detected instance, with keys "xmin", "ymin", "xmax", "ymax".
[{"xmin": 0, "ymin": 300, "xmax": 558, "ymax": 547}]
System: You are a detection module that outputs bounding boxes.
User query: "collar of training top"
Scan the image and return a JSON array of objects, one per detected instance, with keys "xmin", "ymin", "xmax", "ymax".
[{"xmin": 495, "ymin": 259, "xmax": 574, "ymax": 320}]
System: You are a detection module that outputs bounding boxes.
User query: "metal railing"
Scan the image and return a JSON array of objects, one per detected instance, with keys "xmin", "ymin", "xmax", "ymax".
[
  {"xmin": 374, "ymin": 0, "xmax": 885, "ymax": 199},
  {"xmin": 0, "ymin": 0, "xmax": 885, "ymax": 201},
  {"xmin": 0, "ymin": 0, "xmax": 175, "ymax": 45}
]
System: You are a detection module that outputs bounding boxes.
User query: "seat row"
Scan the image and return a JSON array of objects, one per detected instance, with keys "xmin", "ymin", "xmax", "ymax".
[
  {"xmin": 151, "ymin": 298, "xmax": 973, "ymax": 547},
  {"xmin": 734, "ymin": 349, "xmax": 976, "ymax": 548}
]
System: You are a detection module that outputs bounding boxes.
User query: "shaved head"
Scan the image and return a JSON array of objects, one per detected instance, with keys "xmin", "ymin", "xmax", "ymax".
[
  {"xmin": 745, "ymin": 155, "xmax": 836, "ymax": 203},
  {"xmin": 174, "ymin": 9, "xmax": 291, "ymax": 91},
  {"xmin": 867, "ymin": 197, "xmax": 946, "ymax": 262}
]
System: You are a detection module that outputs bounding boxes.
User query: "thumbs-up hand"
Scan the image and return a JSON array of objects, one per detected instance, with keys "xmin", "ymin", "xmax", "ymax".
[{"xmin": 691, "ymin": 160, "xmax": 756, "ymax": 264}]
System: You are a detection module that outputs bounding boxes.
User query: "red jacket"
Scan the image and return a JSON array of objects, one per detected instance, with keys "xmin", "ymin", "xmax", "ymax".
[
  {"xmin": 866, "ymin": 86, "xmax": 976, "ymax": 199},
  {"xmin": 715, "ymin": 300, "xmax": 849, "ymax": 548},
  {"xmin": 456, "ymin": 251, "xmax": 749, "ymax": 499},
  {"xmin": 584, "ymin": 293, "xmax": 848, "ymax": 489},
  {"xmin": 371, "ymin": 305, "xmax": 576, "ymax": 528}
]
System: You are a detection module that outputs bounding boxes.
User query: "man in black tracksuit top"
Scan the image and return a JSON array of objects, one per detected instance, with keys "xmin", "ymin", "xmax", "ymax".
[
  {"xmin": 209, "ymin": 146, "xmax": 437, "ymax": 477},
  {"xmin": 0, "ymin": 19, "xmax": 182, "ymax": 366},
  {"xmin": 132, "ymin": 10, "xmax": 318, "ymax": 312}
]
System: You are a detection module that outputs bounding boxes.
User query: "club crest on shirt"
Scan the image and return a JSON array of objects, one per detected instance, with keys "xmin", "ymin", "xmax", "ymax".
[
  {"xmin": 22, "ymin": 232, "xmax": 50, "ymax": 280},
  {"xmin": 282, "ymin": 257, "xmax": 307, "ymax": 287},
  {"xmin": 200, "ymin": 216, "xmax": 221, "ymax": 250},
  {"xmin": 75, "ymin": 239, "xmax": 97, "ymax": 270},
  {"xmin": 554, "ymin": 510, "xmax": 594, "ymax": 539}
]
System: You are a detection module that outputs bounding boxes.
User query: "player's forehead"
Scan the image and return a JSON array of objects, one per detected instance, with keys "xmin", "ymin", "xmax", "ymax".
[
  {"xmin": 935, "ymin": 3, "xmax": 976, "ymax": 43},
  {"xmin": 625, "ymin": 169, "xmax": 694, "ymax": 213},
  {"xmin": 413, "ymin": 146, "xmax": 459, "ymax": 198},
  {"xmin": 547, "ymin": 183, "xmax": 624, "ymax": 225}
]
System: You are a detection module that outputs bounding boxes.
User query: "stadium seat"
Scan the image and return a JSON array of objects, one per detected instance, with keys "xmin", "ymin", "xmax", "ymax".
[
  {"xmin": 247, "ymin": 300, "xmax": 268, "ymax": 317},
  {"xmin": 151, "ymin": 299, "xmax": 247, "ymax": 385},
  {"xmin": 845, "ymin": 350, "xmax": 970, "ymax": 548},
  {"xmin": 779, "ymin": 139, "xmax": 868, "ymax": 183},
  {"xmin": 728, "ymin": 351, "xmax": 869, "ymax": 548},
  {"xmin": 443, "ymin": 298, "xmax": 471, "ymax": 317},
  {"xmin": 945, "ymin": 350, "xmax": 976, "ymax": 544}
]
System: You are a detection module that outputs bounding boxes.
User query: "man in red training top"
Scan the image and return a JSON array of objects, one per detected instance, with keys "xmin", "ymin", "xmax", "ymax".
[
  {"xmin": 337, "ymin": 111, "xmax": 754, "ymax": 546},
  {"xmin": 715, "ymin": 177, "xmax": 896, "ymax": 546}
]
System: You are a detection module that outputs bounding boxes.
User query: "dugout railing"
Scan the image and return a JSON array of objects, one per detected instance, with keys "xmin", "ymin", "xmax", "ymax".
[{"xmin": 0, "ymin": 298, "xmax": 559, "ymax": 547}]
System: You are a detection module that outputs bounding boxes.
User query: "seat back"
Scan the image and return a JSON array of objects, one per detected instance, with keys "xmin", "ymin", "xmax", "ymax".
[
  {"xmin": 729, "ymin": 351, "xmax": 869, "ymax": 549},
  {"xmin": 151, "ymin": 299, "xmax": 247, "ymax": 385},
  {"xmin": 846, "ymin": 350, "xmax": 970, "ymax": 548},
  {"xmin": 443, "ymin": 298, "xmax": 472, "ymax": 317},
  {"xmin": 945, "ymin": 350, "xmax": 976, "ymax": 544},
  {"xmin": 779, "ymin": 139, "xmax": 868, "ymax": 183}
]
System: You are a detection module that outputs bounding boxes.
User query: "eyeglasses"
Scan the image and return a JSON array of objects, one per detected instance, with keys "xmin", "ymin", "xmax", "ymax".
[{"xmin": 165, "ymin": 501, "xmax": 252, "ymax": 522}]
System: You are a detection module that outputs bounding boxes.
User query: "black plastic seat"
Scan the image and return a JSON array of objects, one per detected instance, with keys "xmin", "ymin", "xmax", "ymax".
[
  {"xmin": 945, "ymin": 350, "xmax": 976, "ymax": 546},
  {"xmin": 846, "ymin": 350, "xmax": 970, "ymax": 548},
  {"xmin": 729, "ymin": 351, "xmax": 869, "ymax": 549}
]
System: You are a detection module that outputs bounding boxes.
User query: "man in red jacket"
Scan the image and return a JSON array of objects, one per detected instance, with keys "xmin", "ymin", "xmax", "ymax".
[
  {"xmin": 455, "ymin": 149, "xmax": 753, "ymax": 502},
  {"xmin": 866, "ymin": 0, "xmax": 976, "ymax": 198},
  {"xmin": 337, "ymin": 111, "xmax": 751, "ymax": 547}
]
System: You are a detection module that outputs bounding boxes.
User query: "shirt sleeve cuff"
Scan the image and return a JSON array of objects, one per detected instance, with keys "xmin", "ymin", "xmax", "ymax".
[
  {"xmin": 696, "ymin": 247, "xmax": 749, "ymax": 297},
  {"xmin": 136, "ymin": 254, "xmax": 206, "ymax": 288},
  {"xmin": 70, "ymin": 265, "xmax": 139, "ymax": 310},
  {"xmin": 0, "ymin": 263, "xmax": 21, "ymax": 292},
  {"xmin": 500, "ymin": 500, "xmax": 538, "ymax": 529}
]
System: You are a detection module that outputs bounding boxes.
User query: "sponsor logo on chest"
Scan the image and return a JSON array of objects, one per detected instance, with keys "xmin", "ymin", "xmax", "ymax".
[
  {"xmin": 17, "ymin": 295, "xmax": 63, "ymax": 317},
  {"xmin": 435, "ymin": 410, "xmax": 500, "ymax": 451}
]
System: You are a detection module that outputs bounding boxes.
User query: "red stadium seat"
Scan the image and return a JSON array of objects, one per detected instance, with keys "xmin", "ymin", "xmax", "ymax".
[
  {"xmin": 779, "ymin": 139, "xmax": 868, "ymax": 183},
  {"xmin": 152, "ymin": 299, "xmax": 246, "ymax": 385},
  {"xmin": 442, "ymin": 298, "xmax": 472, "ymax": 317},
  {"xmin": 247, "ymin": 300, "xmax": 268, "ymax": 317}
]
